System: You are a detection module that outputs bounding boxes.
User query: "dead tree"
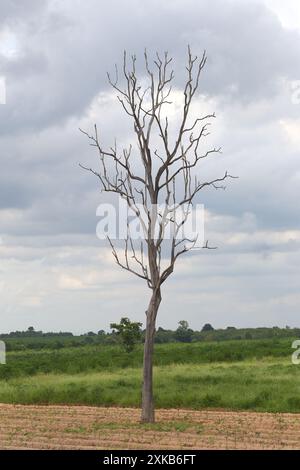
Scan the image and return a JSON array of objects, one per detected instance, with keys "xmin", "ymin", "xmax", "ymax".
[{"xmin": 80, "ymin": 47, "xmax": 235, "ymax": 423}]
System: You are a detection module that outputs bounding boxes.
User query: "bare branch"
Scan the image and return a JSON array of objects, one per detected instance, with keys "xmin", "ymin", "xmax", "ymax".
[{"xmin": 80, "ymin": 48, "xmax": 236, "ymax": 290}]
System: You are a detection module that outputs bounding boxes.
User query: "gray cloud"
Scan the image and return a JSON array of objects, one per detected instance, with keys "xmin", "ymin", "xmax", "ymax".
[{"xmin": 0, "ymin": 0, "xmax": 300, "ymax": 332}]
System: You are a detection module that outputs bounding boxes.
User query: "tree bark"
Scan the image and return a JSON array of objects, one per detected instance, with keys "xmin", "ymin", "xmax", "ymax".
[{"xmin": 141, "ymin": 288, "xmax": 161, "ymax": 423}]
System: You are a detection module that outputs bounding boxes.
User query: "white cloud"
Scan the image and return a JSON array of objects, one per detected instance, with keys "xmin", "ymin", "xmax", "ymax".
[
  {"xmin": 264, "ymin": 0, "xmax": 300, "ymax": 31},
  {"xmin": 280, "ymin": 118, "xmax": 300, "ymax": 147}
]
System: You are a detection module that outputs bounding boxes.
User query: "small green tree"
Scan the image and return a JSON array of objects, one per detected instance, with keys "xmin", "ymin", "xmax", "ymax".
[
  {"xmin": 201, "ymin": 323, "xmax": 214, "ymax": 332},
  {"xmin": 110, "ymin": 317, "xmax": 142, "ymax": 352},
  {"xmin": 175, "ymin": 320, "xmax": 193, "ymax": 343}
]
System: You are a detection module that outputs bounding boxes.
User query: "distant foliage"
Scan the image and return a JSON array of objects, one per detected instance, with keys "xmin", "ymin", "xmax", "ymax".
[
  {"xmin": 175, "ymin": 321, "xmax": 193, "ymax": 343},
  {"xmin": 1, "ymin": 324, "xmax": 300, "ymax": 352},
  {"xmin": 201, "ymin": 323, "xmax": 215, "ymax": 332},
  {"xmin": 110, "ymin": 317, "xmax": 142, "ymax": 352}
]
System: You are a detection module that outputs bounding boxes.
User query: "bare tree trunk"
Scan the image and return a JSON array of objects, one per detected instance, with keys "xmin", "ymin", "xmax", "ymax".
[{"xmin": 141, "ymin": 288, "xmax": 161, "ymax": 423}]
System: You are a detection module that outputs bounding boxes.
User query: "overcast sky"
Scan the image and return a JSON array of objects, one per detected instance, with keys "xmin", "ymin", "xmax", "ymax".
[{"xmin": 0, "ymin": 0, "xmax": 300, "ymax": 334}]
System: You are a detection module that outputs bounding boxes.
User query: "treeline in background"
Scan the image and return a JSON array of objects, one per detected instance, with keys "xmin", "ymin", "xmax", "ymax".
[{"xmin": 1, "ymin": 321, "xmax": 299, "ymax": 352}]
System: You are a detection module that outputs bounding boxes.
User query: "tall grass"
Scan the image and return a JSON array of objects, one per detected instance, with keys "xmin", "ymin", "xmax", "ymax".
[
  {"xmin": 0, "ymin": 337, "xmax": 295, "ymax": 379},
  {"xmin": 0, "ymin": 338, "xmax": 299, "ymax": 412},
  {"xmin": 1, "ymin": 360, "xmax": 300, "ymax": 412}
]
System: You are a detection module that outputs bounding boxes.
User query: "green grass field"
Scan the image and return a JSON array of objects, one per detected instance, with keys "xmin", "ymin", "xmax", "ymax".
[{"xmin": 1, "ymin": 338, "xmax": 300, "ymax": 412}]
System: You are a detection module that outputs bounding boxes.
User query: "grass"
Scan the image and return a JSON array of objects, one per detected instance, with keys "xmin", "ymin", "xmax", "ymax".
[
  {"xmin": 1, "ymin": 355, "xmax": 300, "ymax": 413},
  {"xmin": 0, "ymin": 338, "xmax": 299, "ymax": 413},
  {"xmin": 0, "ymin": 337, "xmax": 295, "ymax": 379}
]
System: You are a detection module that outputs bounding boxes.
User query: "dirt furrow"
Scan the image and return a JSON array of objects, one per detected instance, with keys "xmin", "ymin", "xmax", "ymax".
[{"xmin": 0, "ymin": 405, "xmax": 300, "ymax": 450}]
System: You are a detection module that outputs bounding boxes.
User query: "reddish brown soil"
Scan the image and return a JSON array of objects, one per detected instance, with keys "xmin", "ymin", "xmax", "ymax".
[{"xmin": 0, "ymin": 404, "xmax": 299, "ymax": 450}]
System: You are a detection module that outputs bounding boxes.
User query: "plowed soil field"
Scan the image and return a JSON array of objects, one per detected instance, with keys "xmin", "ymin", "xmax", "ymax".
[{"xmin": 0, "ymin": 404, "xmax": 299, "ymax": 450}]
